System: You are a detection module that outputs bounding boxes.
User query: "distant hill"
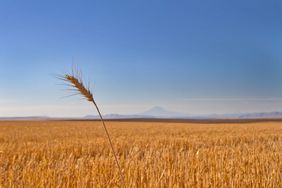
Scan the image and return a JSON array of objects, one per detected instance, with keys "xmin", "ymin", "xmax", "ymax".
[
  {"xmin": 83, "ymin": 109, "xmax": 282, "ymax": 120},
  {"xmin": 1, "ymin": 107, "xmax": 282, "ymax": 120},
  {"xmin": 84, "ymin": 114, "xmax": 154, "ymax": 120},
  {"xmin": 232, "ymin": 112, "xmax": 282, "ymax": 119},
  {"xmin": 138, "ymin": 106, "xmax": 188, "ymax": 118},
  {"xmin": 0, "ymin": 116, "xmax": 51, "ymax": 120},
  {"xmin": 84, "ymin": 106, "xmax": 188, "ymax": 119}
]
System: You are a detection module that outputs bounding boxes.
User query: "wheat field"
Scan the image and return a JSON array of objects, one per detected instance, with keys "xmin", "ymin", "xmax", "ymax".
[{"xmin": 0, "ymin": 121, "xmax": 281, "ymax": 187}]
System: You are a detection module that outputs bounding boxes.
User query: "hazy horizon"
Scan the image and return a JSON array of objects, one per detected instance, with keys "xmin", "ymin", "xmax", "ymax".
[{"xmin": 1, "ymin": 0, "xmax": 282, "ymax": 117}]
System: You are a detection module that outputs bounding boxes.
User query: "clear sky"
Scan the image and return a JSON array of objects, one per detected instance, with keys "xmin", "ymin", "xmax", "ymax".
[{"xmin": 0, "ymin": 0, "xmax": 282, "ymax": 117}]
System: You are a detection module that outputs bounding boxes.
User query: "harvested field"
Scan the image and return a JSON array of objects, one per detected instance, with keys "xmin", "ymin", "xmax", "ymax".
[{"xmin": 0, "ymin": 121, "xmax": 281, "ymax": 187}]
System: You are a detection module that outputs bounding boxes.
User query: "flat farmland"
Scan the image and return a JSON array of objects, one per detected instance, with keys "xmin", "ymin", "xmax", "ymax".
[{"xmin": 0, "ymin": 121, "xmax": 281, "ymax": 187}]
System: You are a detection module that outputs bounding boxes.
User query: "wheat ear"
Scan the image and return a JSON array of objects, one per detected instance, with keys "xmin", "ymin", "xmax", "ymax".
[{"xmin": 60, "ymin": 73, "xmax": 124, "ymax": 185}]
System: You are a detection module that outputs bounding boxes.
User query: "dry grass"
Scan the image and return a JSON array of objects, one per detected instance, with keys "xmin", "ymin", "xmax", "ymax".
[{"xmin": 0, "ymin": 121, "xmax": 282, "ymax": 187}]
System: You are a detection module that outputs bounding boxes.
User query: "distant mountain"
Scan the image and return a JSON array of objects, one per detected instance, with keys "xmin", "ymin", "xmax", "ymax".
[
  {"xmin": 137, "ymin": 107, "xmax": 282, "ymax": 119},
  {"xmin": 1, "ymin": 108, "xmax": 282, "ymax": 121},
  {"xmin": 83, "ymin": 106, "xmax": 187, "ymax": 119},
  {"xmin": 139, "ymin": 106, "xmax": 189, "ymax": 118},
  {"xmin": 84, "ymin": 114, "xmax": 154, "ymax": 120}
]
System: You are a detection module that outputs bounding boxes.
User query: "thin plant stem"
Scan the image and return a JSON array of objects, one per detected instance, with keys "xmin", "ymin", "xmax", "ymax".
[{"xmin": 92, "ymin": 101, "xmax": 125, "ymax": 186}]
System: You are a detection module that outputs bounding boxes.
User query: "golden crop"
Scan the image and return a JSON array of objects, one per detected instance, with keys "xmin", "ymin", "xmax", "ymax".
[{"xmin": 0, "ymin": 121, "xmax": 281, "ymax": 187}]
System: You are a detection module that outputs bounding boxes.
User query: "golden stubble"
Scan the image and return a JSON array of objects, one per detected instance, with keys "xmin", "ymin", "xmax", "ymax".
[{"xmin": 0, "ymin": 121, "xmax": 281, "ymax": 187}]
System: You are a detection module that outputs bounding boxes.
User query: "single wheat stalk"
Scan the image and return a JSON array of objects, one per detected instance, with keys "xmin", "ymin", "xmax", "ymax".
[{"xmin": 59, "ymin": 73, "xmax": 124, "ymax": 185}]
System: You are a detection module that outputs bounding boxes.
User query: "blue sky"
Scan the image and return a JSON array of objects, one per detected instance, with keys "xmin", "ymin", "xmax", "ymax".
[{"xmin": 0, "ymin": 0, "xmax": 282, "ymax": 117}]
